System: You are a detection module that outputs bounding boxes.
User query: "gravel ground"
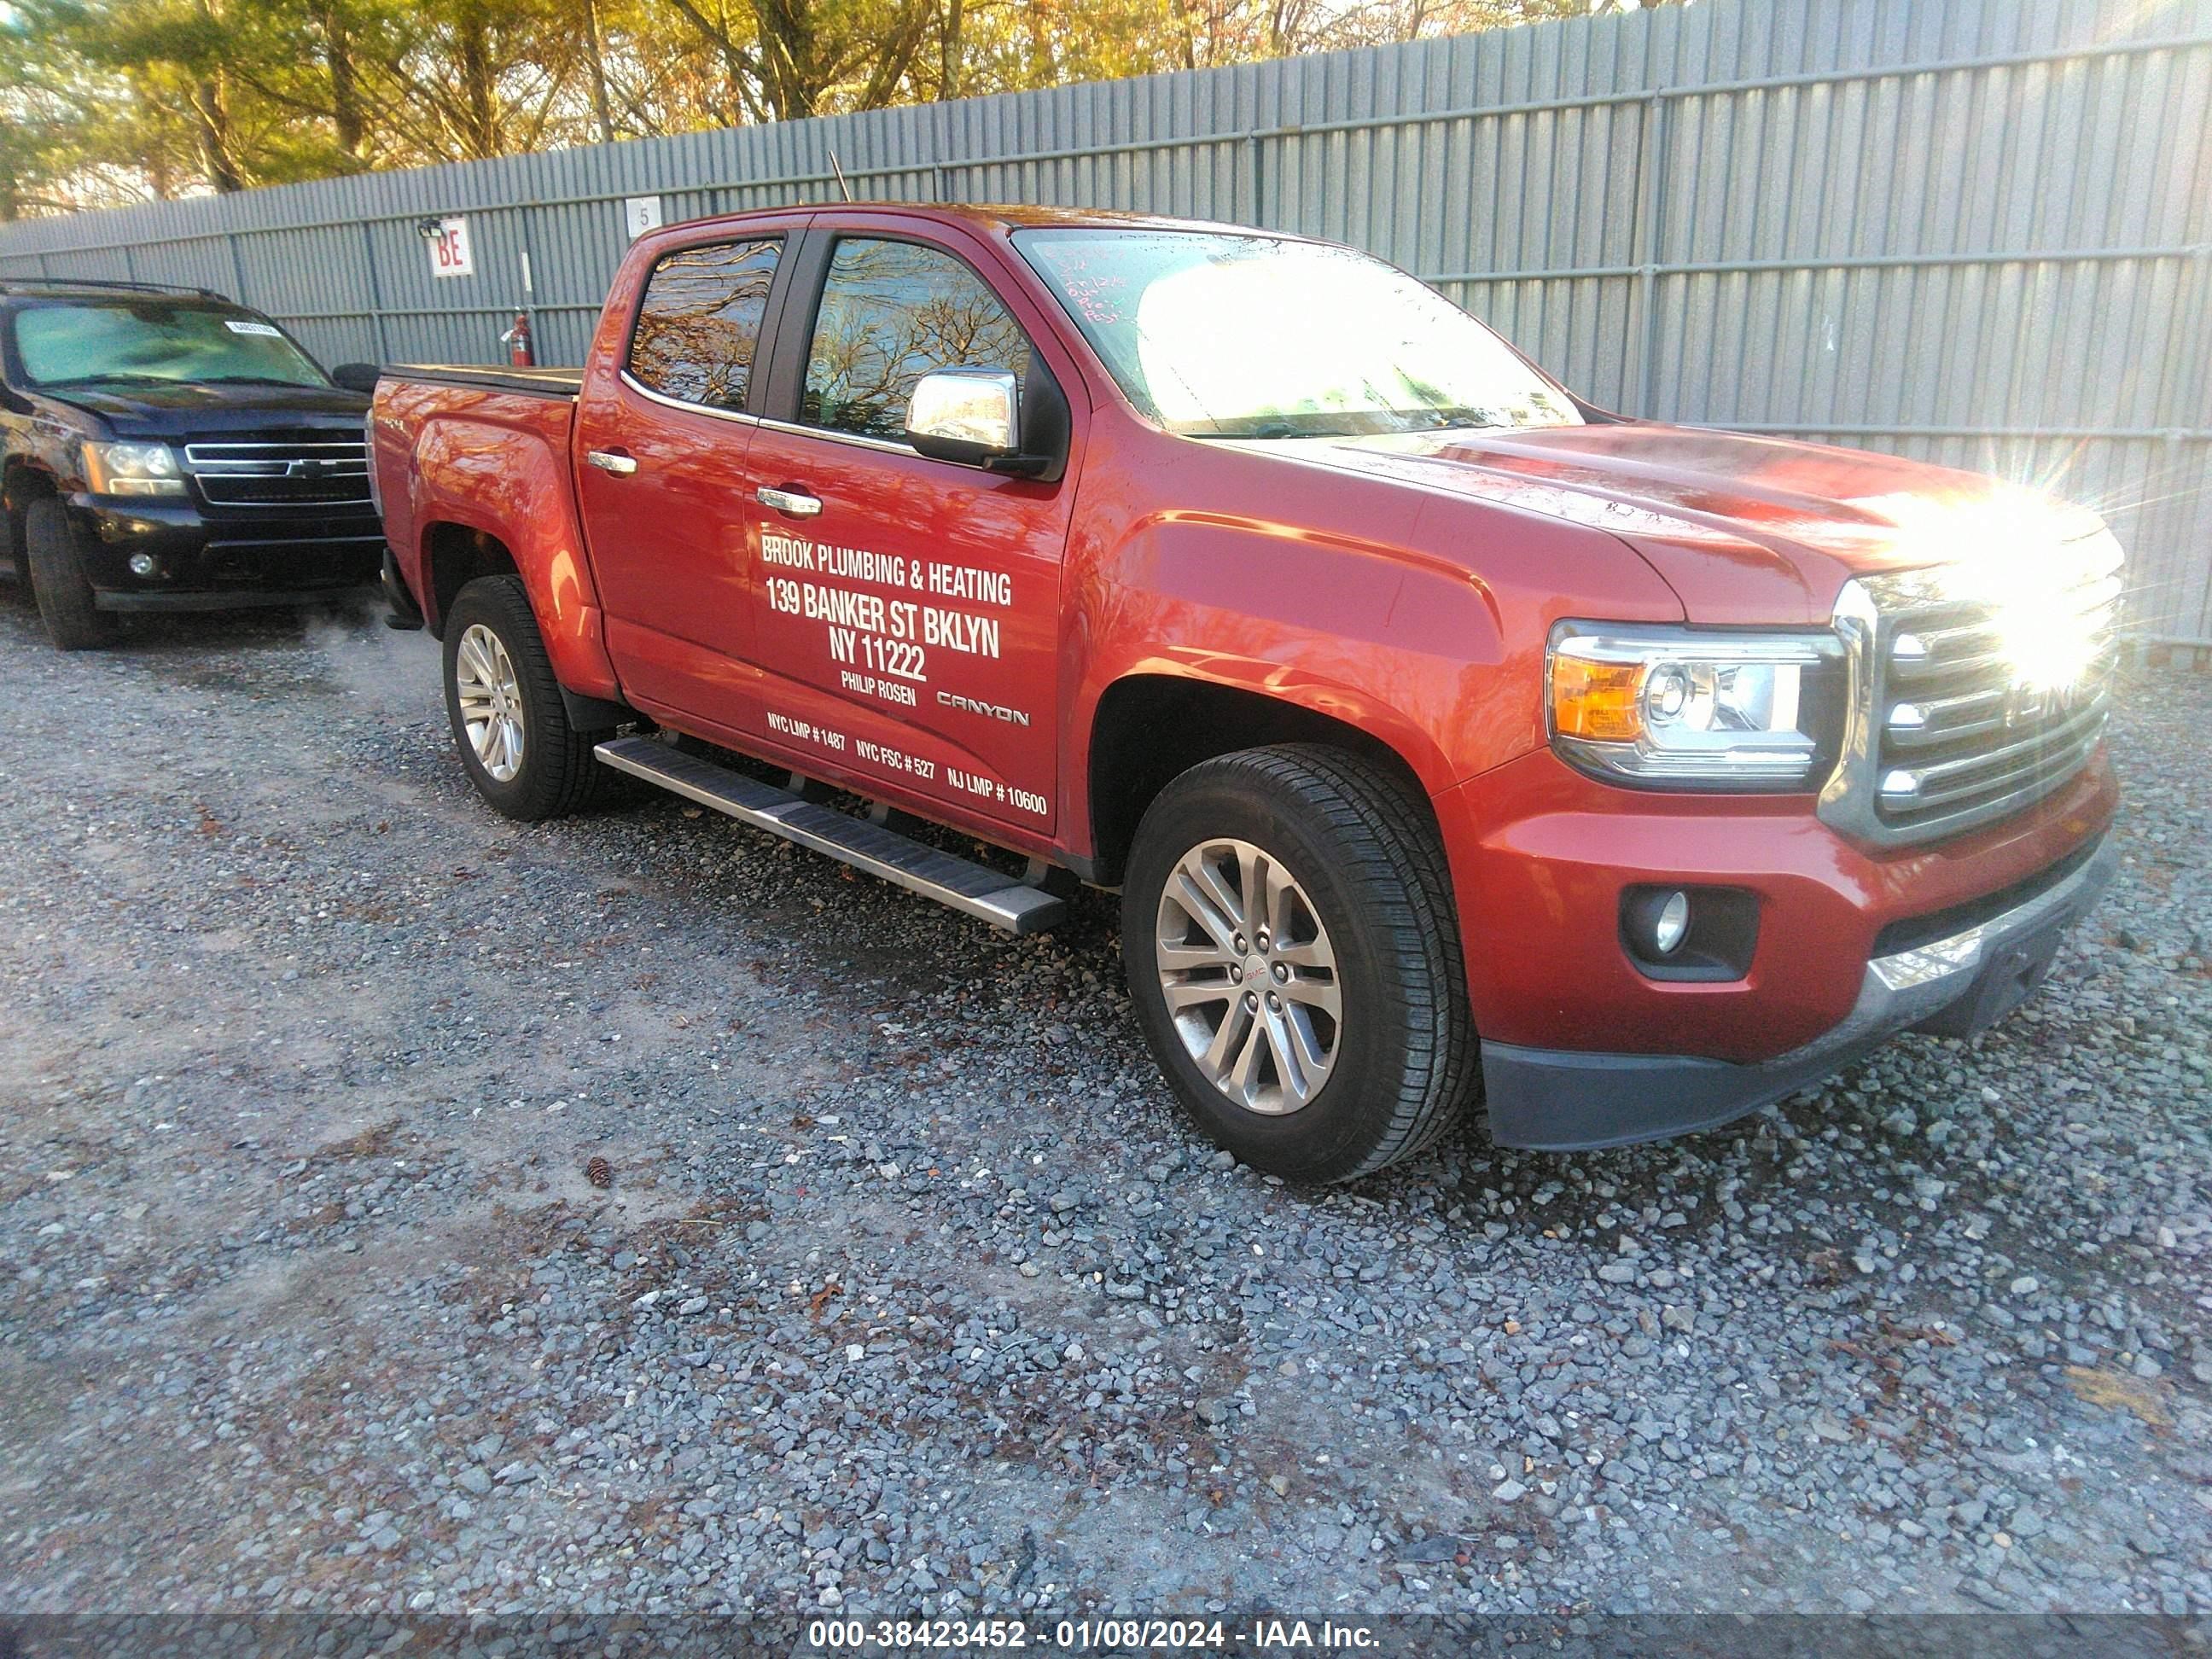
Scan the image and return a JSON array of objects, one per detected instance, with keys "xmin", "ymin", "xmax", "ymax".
[{"xmin": 0, "ymin": 593, "xmax": 2207, "ymax": 1622}]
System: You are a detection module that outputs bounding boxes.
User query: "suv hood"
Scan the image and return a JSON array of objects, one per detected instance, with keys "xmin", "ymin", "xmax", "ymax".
[
  {"xmin": 38, "ymin": 379, "xmax": 369, "ymax": 438},
  {"xmin": 1240, "ymin": 422, "xmax": 2107, "ymax": 626}
]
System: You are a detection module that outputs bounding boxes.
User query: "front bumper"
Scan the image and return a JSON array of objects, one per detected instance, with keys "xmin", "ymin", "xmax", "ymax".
[
  {"xmin": 71, "ymin": 495, "xmax": 384, "ymax": 610},
  {"xmin": 1435, "ymin": 742, "xmax": 2120, "ymax": 1150},
  {"xmin": 1478, "ymin": 830, "xmax": 2117, "ymax": 1148}
]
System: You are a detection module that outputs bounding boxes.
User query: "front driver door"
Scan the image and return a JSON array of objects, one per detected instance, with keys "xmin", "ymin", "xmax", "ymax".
[{"xmin": 739, "ymin": 229, "xmax": 1077, "ymax": 835}]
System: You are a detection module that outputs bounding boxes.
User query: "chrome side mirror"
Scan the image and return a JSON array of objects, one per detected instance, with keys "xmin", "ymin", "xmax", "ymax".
[{"xmin": 905, "ymin": 368, "xmax": 1020, "ymax": 466}]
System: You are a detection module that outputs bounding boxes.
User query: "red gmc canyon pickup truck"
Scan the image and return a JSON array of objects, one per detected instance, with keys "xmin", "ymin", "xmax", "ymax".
[{"xmin": 369, "ymin": 203, "xmax": 2122, "ymax": 1183}]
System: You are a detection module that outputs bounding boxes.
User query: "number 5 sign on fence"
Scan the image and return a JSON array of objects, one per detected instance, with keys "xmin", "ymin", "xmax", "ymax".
[{"xmin": 426, "ymin": 216, "xmax": 474, "ymax": 278}]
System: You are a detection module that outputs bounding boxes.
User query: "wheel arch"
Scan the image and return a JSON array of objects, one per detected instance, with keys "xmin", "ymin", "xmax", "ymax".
[
  {"xmin": 418, "ymin": 520, "xmax": 521, "ymax": 637},
  {"xmin": 1082, "ymin": 672, "xmax": 1445, "ymax": 888},
  {"xmin": 3, "ymin": 460, "xmax": 60, "ymax": 567},
  {"xmin": 400, "ymin": 407, "xmax": 623, "ymax": 701}
]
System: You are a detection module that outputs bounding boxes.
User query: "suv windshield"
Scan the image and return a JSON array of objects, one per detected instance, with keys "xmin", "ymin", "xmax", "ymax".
[
  {"xmin": 11, "ymin": 300, "xmax": 329, "ymax": 391},
  {"xmin": 1014, "ymin": 228, "xmax": 1580, "ymax": 439}
]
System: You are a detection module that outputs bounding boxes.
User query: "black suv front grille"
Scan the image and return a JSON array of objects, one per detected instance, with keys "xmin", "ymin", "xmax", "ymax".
[{"xmin": 184, "ymin": 438, "xmax": 371, "ymax": 508}]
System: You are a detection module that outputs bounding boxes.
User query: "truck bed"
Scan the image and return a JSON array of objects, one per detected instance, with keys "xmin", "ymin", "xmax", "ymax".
[
  {"xmin": 382, "ymin": 363, "xmax": 583, "ymax": 399},
  {"xmin": 367, "ymin": 364, "xmax": 588, "ymax": 671}
]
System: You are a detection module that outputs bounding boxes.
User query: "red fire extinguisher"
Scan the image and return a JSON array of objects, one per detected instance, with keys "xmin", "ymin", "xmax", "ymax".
[{"xmin": 500, "ymin": 311, "xmax": 533, "ymax": 367}]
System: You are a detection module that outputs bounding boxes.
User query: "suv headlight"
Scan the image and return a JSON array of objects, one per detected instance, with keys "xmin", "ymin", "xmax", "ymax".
[
  {"xmin": 363, "ymin": 409, "xmax": 382, "ymax": 517},
  {"xmin": 1547, "ymin": 623, "xmax": 1845, "ymax": 789},
  {"xmin": 82, "ymin": 441, "xmax": 186, "ymax": 498}
]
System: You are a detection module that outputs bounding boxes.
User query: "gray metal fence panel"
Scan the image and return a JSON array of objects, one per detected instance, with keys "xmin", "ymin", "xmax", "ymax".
[{"xmin": 1, "ymin": 0, "xmax": 2206, "ymax": 633}]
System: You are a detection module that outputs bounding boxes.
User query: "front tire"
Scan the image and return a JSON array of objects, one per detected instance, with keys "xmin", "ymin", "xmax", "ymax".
[
  {"xmin": 24, "ymin": 499, "xmax": 116, "ymax": 650},
  {"xmin": 441, "ymin": 574, "xmax": 613, "ymax": 820},
  {"xmin": 1121, "ymin": 744, "xmax": 1480, "ymax": 1183}
]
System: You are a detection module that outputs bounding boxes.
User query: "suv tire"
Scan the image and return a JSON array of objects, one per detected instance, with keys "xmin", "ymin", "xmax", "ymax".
[
  {"xmin": 25, "ymin": 499, "xmax": 115, "ymax": 650},
  {"xmin": 442, "ymin": 574, "xmax": 614, "ymax": 820},
  {"xmin": 1121, "ymin": 743, "xmax": 1480, "ymax": 1183}
]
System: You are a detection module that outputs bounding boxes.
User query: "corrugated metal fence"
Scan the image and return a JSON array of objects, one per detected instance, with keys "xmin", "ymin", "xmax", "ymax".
[{"xmin": 1, "ymin": 0, "xmax": 2208, "ymax": 634}]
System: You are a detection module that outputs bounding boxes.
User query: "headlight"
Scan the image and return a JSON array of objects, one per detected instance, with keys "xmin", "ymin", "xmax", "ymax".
[
  {"xmin": 364, "ymin": 409, "xmax": 382, "ymax": 517},
  {"xmin": 1548, "ymin": 624, "xmax": 1844, "ymax": 789},
  {"xmin": 81, "ymin": 441, "xmax": 186, "ymax": 498}
]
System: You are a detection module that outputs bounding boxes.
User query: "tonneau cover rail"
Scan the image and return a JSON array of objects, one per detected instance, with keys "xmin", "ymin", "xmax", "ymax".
[{"xmin": 383, "ymin": 364, "xmax": 584, "ymax": 398}]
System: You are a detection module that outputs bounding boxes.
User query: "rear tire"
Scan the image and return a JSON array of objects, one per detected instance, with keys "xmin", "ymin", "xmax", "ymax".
[
  {"xmin": 442, "ymin": 574, "xmax": 614, "ymax": 820},
  {"xmin": 1121, "ymin": 743, "xmax": 1480, "ymax": 1183},
  {"xmin": 25, "ymin": 499, "xmax": 115, "ymax": 650}
]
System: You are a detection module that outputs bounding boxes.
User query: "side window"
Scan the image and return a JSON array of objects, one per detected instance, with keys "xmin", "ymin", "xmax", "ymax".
[
  {"xmin": 801, "ymin": 238, "xmax": 1033, "ymax": 441},
  {"xmin": 627, "ymin": 238, "xmax": 782, "ymax": 411}
]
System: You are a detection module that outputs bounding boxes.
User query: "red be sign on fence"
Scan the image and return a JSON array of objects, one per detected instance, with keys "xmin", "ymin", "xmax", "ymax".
[{"xmin": 425, "ymin": 216, "xmax": 474, "ymax": 279}]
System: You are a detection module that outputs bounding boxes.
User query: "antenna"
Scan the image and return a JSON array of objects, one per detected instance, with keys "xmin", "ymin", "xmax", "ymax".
[{"xmin": 828, "ymin": 148, "xmax": 854, "ymax": 203}]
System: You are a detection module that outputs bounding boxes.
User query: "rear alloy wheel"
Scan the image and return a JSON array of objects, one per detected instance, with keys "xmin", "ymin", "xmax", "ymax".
[
  {"xmin": 454, "ymin": 622, "xmax": 527, "ymax": 783},
  {"xmin": 1122, "ymin": 744, "xmax": 1480, "ymax": 1183},
  {"xmin": 441, "ymin": 574, "xmax": 614, "ymax": 820}
]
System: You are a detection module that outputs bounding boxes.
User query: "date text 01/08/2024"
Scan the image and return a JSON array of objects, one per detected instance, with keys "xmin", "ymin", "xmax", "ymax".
[{"xmin": 804, "ymin": 1615, "xmax": 1382, "ymax": 1650}]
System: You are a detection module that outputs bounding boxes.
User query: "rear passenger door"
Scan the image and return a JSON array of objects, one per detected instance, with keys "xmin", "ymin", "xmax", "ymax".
[
  {"xmin": 573, "ymin": 228, "xmax": 798, "ymax": 735},
  {"xmin": 739, "ymin": 226, "xmax": 1078, "ymax": 836}
]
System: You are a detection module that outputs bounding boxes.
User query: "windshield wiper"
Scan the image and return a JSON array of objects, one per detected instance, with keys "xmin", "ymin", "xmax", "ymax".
[
  {"xmin": 1190, "ymin": 421, "xmax": 1361, "ymax": 440},
  {"xmin": 1409, "ymin": 406, "xmax": 1510, "ymax": 430},
  {"xmin": 202, "ymin": 375, "xmax": 324, "ymax": 387},
  {"xmin": 37, "ymin": 373, "xmax": 183, "ymax": 388}
]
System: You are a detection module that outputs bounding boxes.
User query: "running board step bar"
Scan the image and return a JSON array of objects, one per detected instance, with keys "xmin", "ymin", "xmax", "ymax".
[{"xmin": 593, "ymin": 736, "xmax": 1065, "ymax": 935}]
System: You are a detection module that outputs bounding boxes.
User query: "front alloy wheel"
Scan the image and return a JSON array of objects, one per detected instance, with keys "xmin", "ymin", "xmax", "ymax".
[
  {"xmin": 1155, "ymin": 837, "xmax": 1341, "ymax": 1114},
  {"xmin": 1121, "ymin": 744, "xmax": 1480, "ymax": 1183}
]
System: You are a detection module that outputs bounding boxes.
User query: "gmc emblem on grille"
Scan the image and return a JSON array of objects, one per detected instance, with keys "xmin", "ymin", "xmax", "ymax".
[{"xmin": 2005, "ymin": 678, "xmax": 2077, "ymax": 729}]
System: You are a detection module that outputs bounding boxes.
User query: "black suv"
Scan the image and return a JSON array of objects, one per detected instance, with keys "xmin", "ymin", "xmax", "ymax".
[{"xmin": 0, "ymin": 279, "xmax": 385, "ymax": 649}]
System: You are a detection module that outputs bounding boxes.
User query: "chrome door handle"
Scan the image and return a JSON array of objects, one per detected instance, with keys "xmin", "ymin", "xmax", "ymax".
[
  {"xmin": 586, "ymin": 450, "xmax": 638, "ymax": 475},
  {"xmin": 755, "ymin": 486, "xmax": 822, "ymax": 518}
]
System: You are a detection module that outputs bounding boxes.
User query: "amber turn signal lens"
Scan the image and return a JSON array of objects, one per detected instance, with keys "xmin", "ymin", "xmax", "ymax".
[{"xmin": 1551, "ymin": 656, "xmax": 1645, "ymax": 742}]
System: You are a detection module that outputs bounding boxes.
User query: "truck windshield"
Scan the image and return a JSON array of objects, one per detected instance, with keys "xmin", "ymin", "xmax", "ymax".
[
  {"xmin": 12, "ymin": 300, "xmax": 330, "ymax": 390},
  {"xmin": 1014, "ymin": 228, "xmax": 1580, "ymax": 439}
]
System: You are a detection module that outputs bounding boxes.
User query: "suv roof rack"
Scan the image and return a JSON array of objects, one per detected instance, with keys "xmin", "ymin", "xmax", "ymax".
[{"xmin": 0, "ymin": 277, "xmax": 229, "ymax": 300}]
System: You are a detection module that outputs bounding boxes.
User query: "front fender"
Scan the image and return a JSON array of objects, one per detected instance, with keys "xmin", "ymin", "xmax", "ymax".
[
  {"xmin": 1056, "ymin": 414, "xmax": 1692, "ymax": 862},
  {"xmin": 1063, "ymin": 506, "xmax": 1521, "ymax": 839}
]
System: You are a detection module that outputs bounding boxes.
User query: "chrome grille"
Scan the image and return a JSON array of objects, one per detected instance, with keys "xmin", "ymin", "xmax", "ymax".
[
  {"xmin": 183, "ymin": 438, "xmax": 371, "ymax": 508},
  {"xmin": 1822, "ymin": 534, "xmax": 2122, "ymax": 847}
]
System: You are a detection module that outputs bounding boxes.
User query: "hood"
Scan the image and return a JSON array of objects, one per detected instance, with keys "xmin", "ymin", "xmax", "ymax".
[
  {"xmin": 1234, "ymin": 422, "xmax": 2108, "ymax": 626},
  {"xmin": 38, "ymin": 379, "xmax": 370, "ymax": 438}
]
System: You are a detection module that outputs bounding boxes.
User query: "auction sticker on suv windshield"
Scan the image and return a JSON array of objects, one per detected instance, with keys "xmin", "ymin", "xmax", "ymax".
[{"xmin": 755, "ymin": 527, "xmax": 1051, "ymax": 828}]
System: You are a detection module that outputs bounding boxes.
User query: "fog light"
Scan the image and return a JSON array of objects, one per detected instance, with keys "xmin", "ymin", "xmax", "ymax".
[
  {"xmin": 128, "ymin": 552, "xmax": 160, "ymax": 578},
  {"xmin": 1621, "ymin": 885, "xmax": 1760, "ymax": 981},
  {"xmin": 1622, "ymin": 887, "xmax": 1693, "ymax": 959}
]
